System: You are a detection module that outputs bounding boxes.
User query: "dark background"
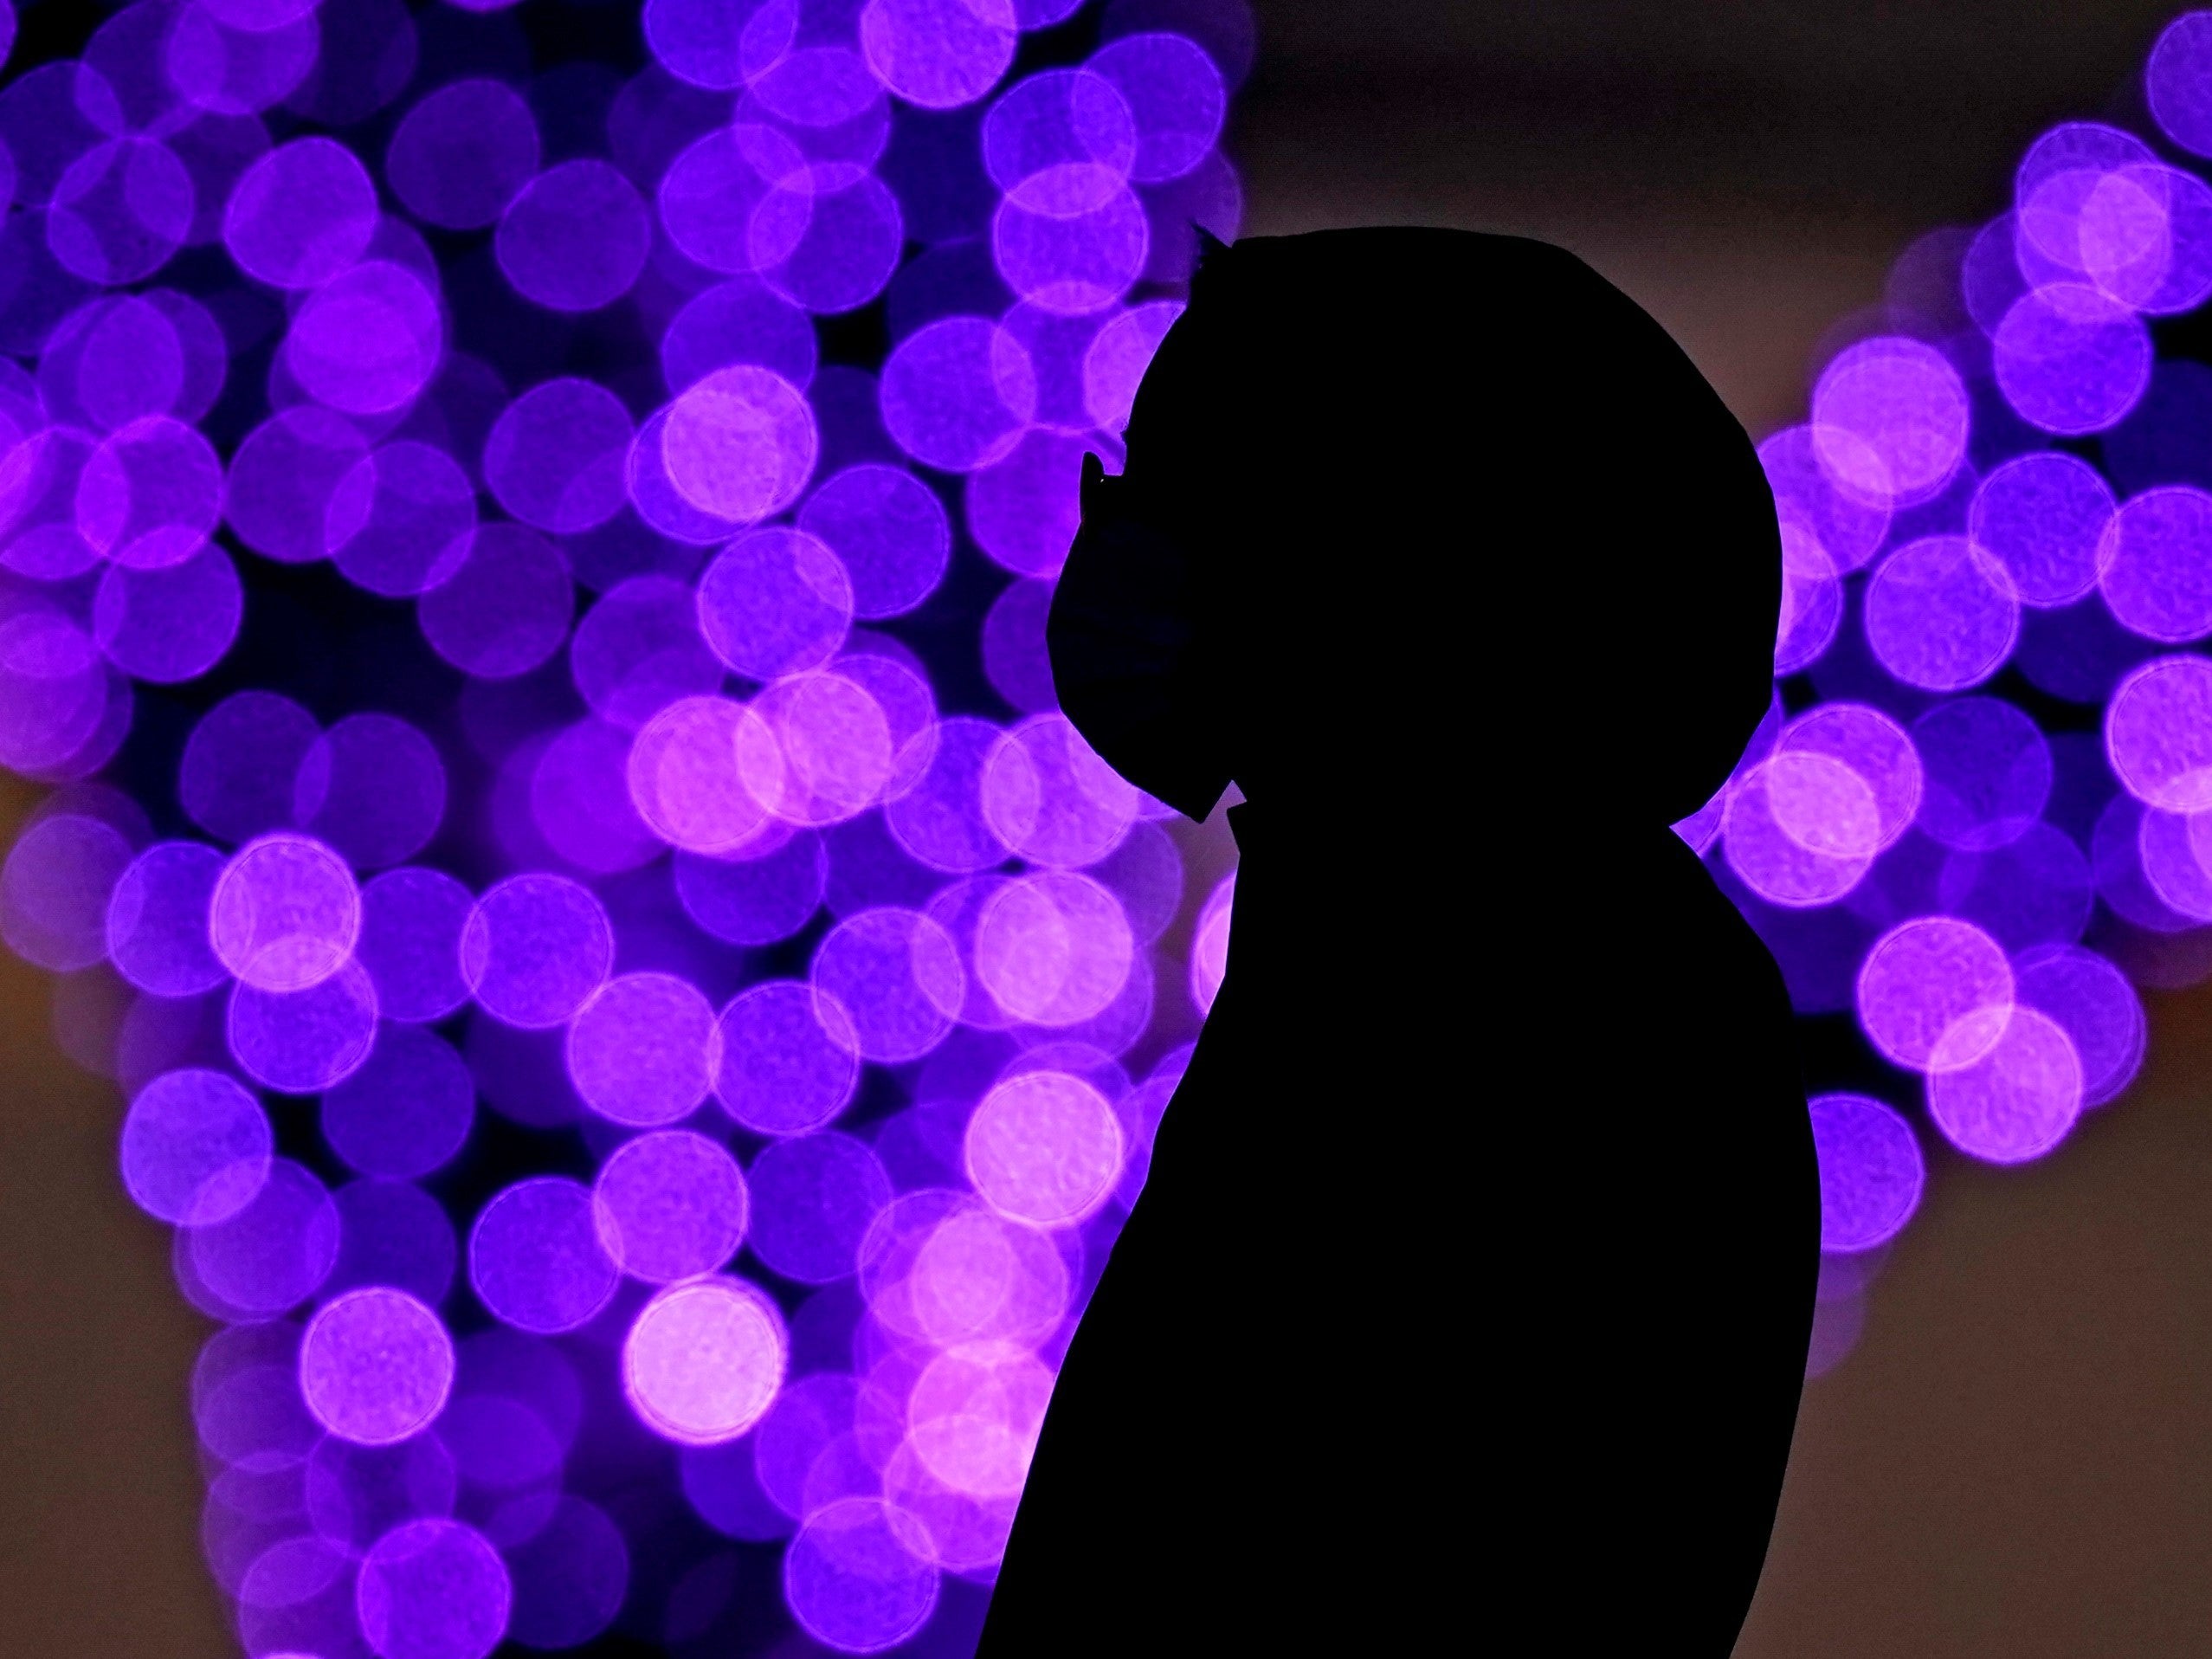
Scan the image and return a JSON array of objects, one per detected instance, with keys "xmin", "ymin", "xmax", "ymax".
[{"xmin": 10, "ymin": 3, "xmax": 2212, "ymax": 1653}]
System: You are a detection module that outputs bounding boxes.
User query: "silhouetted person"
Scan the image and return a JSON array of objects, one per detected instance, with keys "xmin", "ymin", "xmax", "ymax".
[{"xmin": 976, "ymin": 228, "xmax": 1815, "ymax": 1656}]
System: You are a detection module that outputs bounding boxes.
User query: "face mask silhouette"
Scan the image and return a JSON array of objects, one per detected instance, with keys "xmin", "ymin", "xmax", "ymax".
[{"xmin": 1048, "ymin": 448, "xmax": 1233, "ymax": 823}]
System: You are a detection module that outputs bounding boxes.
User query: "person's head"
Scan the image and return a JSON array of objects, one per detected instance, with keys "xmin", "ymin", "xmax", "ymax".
[{"xmin": 1062, "ymin": 227, "xmax": 1780, "ymax": 830}]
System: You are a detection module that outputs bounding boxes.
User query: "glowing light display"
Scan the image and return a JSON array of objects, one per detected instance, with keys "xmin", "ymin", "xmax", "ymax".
[
  {"xmin": 16, "ymin": 0, "xmax": 2206, "ymax": 1641},
  {"xmin": 1676, "ymin": 11, "xmax": 2212, "ymax": 1380}
]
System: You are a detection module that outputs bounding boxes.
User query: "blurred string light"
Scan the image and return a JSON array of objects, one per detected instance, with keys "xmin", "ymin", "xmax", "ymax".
[
  {"xmin": 0, "ymin": 0, "xmax": 1242, "ymax": 1651},
  {"xmin": 1674, "ymin": 11, "xmax": 2212, "ymax": 1380}
]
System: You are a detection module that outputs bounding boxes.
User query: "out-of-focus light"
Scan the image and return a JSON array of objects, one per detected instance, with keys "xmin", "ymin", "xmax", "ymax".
[
  {"xmin": 1926, "ymin": 1004, "xmax": 2086, "ymax": 1162},
  {"xmin": 622, "ymin": 1275, "xmax": 787, "ymax": 1444},
  {"xmin": 1808, "ymin": 1092, "xmax": 1925, "ymax": 1252},
  {"xmin": 1856, "ymin": 915, "xmax": 2015, "ymax": 1072},
  {"xmin": 468, "ymin": 1176, "xmax": 620, "ymax": 1335},
  {"xmin": 300, "ymin": 1287, "xmax": 454, "ymax": 1446},
  {"xmin": 593, "ymin": 1128, "xmax": 749, "ymax": 1283},
  {"xmin": 1864, "ymin": 534, "xmax": 2021, "ymax": 691}
]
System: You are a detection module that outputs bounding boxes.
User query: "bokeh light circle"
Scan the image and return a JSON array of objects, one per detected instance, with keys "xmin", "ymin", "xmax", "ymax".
[
  {"xmin": 497, "ymin": 158, "xmax": 653, "ymax": 313},
  {"xmin": 468, "ymin": 1176, "xmax": 620, "ymax": 1335},
  {"xmin": 714, "ymin": 978, "xmax": 861, "ymax": 1135},
  {"xmin": 1993, "ymin": 283, "xmax": 2154, "ymax": 435},
  {"xmin": 566, "ymin": 971, "xmax": 719, "ymax": 1127},
  {"xmin": 1864, "ymin": 534, "xmax": 2021, "ymax": 692},
  {"xmin": 1808, "ymin": 1093, "xmax": 1925, "ymax": 1252},
  {"xmin": 622, "ymin": 1275, "xmax": 787, "ymax": 1444},
  {"xmin": 784, "ymin": 1496, "xmax": 939, "ymax": 1653},
  {"xmin": 1810, "ymin": 336, "xmax": 1969, "ymax": 507},
  {"xmin": 860, "ymin": 0, "xmax": 1018, "ymax": 112},
  {"xmin": 387, "ymin": 78, "xmax": 540, "ymax": 231},
  {"xmin": 300, "ymin": 1287, "xmax": 454, "ymax": 1447},
  {"xmin": 2151, "ymin": 11, "xmax": 2212, "ymax": 158},
  {"xmin": 2100, "ymin": 485, "xmax": 2212, "ymax": 642},
  {"xmin": 1856, "ymin": 915, "xmax": 2015, "ymax": 1073},
  {"xmin": 119, "ymin": 1067, "xmax": 272, "ymax": 1227},
  {"xmin": 1970, "ymin": 450, "xmax": 2115, "ymax": 607},
  {"xmin": 1926, "ymin": 1004, "xmax": 2086, "ymax": 1163},
  {"xmin": 356, "ymin": 1519, "xmax": 511, "ymax": 1659},
  {"xmin": 461, "ymin": 873, "xmax": 612, "ymax": 1030},
  {"xmin": 209, "ymin": 831, "xmax": 361, "ymax": 992},
  {"xmin": 664, "ymin": 365, "xmax": 820, "ymax": 525},
  {"xmin": 2107, "ymin": 654, "xmax": 2212, "ymax": 811},
  {"xmin": 965, "ymin": 1068, "xmax": 1125, "ymax": 1224},
  {"xmin": 594, "ymin": 1128, "xmax": 748, "ymax": 1284}
]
